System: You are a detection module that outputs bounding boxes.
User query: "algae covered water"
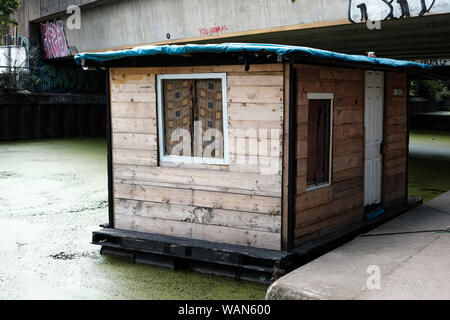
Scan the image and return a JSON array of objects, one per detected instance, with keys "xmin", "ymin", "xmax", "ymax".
[
  {"xmin": 409, "ymin": 130, "xmax": 450, "ymax": 203},
  {"xmin": 1, "ymin": 130, "xmax": 448, "ymax": 299},
  {"xmin": 0, "ymin": 138, "xmax": 266, "ymax": 299}
]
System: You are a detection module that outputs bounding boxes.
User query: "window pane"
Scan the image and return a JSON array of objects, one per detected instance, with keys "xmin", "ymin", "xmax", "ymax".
[
  {"xmin": 161, "ymin": 78, "xmax": 224, "ymax": 159},
  {"xmin": 162, "ymin": 79, "xmax": 194, "ymax": 156},
  {"xmin": 307, "ymin": 99, "xmax": 331, "ymax": 186},
  {"xmin": 195, "ymin": 79, "xmax": 224, "ymax": 158}
]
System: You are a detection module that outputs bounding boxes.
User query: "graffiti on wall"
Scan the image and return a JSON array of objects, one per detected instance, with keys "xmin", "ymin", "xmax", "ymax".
[
  {"xmin": 348, "ymin": 0, "xmax": 441, "ymax": 23},
  {"xmin": 199, "ymin": 24, "xmax": 229, "ymax": 36},
  {"xmin": 33, "ymin": 63, "xmax": 104, "ymax": 93},
  {"xmin": 40, "ymin": 20, "xmax": 71, "ymax": 59},
  {"xmin": 415, "ymin": 58, "xmax": 450, "ymax": 66}
]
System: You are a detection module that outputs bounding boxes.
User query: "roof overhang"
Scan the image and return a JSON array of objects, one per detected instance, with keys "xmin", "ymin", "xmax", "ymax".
[{"xmin": 74, "ymin": 43, "xmax": 442, "ymax": 79}]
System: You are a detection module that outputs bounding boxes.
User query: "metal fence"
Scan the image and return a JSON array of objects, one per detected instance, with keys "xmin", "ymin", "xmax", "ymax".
[
  {"xmin": 0, "ymin": 45, "xmax": 29, "ymax": 91},
  {"xmin": 409, "ymin": 97, "xmax": 437, "ymax": 116}
]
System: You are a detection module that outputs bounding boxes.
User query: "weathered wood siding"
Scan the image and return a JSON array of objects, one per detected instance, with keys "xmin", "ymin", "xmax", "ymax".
[
  {"xmin": 109, "ymin": 65, "xmax": 284, "ymax": 250},
  {"xmin": 294, "ymin": 64, "xmax": 365, "ymax": 246},
  {"xmin": 382, "ymin": 72, "xmax": 408, "ymax": 209}
]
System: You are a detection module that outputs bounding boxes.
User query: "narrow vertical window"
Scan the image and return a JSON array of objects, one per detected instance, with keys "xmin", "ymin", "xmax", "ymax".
[
  {"xmin": 306, "ymin": 93, "xmax": 333, "ymax": 189},
  {"xmin": 157, "ymin": 73, "xmax": 228, "ymax": 165}
]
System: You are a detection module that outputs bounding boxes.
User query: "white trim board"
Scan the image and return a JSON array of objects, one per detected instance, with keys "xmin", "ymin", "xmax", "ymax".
[
  {"xmin": 307, "ymin": 93, "xmax": 335, "ymax": 100},
  {"xmin": 156, "ymin": 73, "xmax": 229, "ymax": 165},
  {"xmin": 306, "ymin": 93, "xmax": 334, "ymax": 192}
]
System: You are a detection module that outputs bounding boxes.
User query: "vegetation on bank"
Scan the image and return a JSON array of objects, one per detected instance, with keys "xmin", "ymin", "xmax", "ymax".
[
  {"xmin": 0, "ymin": 0, "xmax": 19, "ymax": 38},
  {"xmin": 410, "ymin": 80, "xmax": 450, "ymax": 104}
]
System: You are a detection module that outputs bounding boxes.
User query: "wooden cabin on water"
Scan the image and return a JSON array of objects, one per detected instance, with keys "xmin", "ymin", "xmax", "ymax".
[{"xmin": 75, "ymin": 44, "xmax": 432, "ymax": 282}]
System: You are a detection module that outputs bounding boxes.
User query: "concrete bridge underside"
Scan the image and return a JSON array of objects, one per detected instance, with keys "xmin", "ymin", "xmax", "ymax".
[
  {"xmin": 199, "ymin": 14, "xmax": 450, "ymax": 61},
  {"xmin": 16, "ymin": 0, "xmax": 450, "ymax": 64}
]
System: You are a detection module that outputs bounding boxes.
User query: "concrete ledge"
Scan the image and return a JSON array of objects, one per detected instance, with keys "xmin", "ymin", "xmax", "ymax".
[
  {"xmin": 267, "ymin": 191, "xmax": 450, "ymax": 300},
  {"xmin": 266, "ymin": 282, "xmax": 325, "ymax": 300}
]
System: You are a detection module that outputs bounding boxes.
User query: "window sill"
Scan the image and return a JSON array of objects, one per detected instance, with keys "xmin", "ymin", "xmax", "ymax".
[
  {"xmin": 159, "ymin": 160, "xmax": 229, "ymax": 171},
  {"xmin": 306, "ymin": 182, "xmax": 331, "ymax": 192},
  {"xmin": 160, "ymin": 154, "xmax": 228, "ymax": 165}
]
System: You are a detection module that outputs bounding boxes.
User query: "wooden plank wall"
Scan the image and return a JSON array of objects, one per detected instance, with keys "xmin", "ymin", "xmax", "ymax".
[
  {"xmin": 294, "ymin": 64, "xmax": 365, "ymax": 246},
  {"xmin": 382, "ymin": 72, "xmax": 408, "ymax": 209},
  {"xmin": 109, "ymin": 65, "xmax": 284, "ymax": 250}
]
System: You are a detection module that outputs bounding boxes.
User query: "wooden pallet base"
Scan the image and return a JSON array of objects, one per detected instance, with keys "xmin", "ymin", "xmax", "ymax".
[
  {"xmin": 92, "ymin": 200, "xmax": 418, "ymax": 283},
  {"xmin": 92, "ymin": 228, "xmax": 297, "ymax": 283}
]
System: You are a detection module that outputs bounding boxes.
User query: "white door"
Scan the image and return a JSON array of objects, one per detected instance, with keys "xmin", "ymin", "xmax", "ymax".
[{"xmin": 364, "ymin": 71, "xmax": 384, "ymax": 206}]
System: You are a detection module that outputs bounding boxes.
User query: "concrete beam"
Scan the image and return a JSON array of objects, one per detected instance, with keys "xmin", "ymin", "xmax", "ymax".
[{"xmin": 14, "ymin": 0, "xmax": 450, "ymax": 61}]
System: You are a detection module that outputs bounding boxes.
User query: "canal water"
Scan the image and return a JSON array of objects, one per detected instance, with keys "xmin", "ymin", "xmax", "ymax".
[
  {"xmin": 1, "ymin": 130, "xmax": 448, "ymax": 299},
  {"xmin": 409, "ymin": 129, "xmax": 450, "ymax": 203},
  {"xmin": 0, "ymin": 138, "xmax": 267, "ymax": 299}
]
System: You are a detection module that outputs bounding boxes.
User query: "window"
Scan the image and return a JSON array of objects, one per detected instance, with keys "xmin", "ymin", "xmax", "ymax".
[
  {"xmin": 306, "ymin": 93, "xmax": 333, "ymax": 190},
  {"xmin": 157, "ymin": 73, "xmax": 228, "ymax": 165}
]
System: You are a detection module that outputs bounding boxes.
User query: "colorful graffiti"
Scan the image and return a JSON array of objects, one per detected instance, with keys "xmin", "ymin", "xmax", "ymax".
[
  {"xmin": 40, "ymin": 20, "xmax": 71, "ymax": 59},
  {"xmin": 348, "ymin": 0, "xmax": 439, "ymax": 23}
]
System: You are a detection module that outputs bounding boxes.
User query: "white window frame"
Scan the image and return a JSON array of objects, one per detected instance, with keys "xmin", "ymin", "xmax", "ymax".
[
  {"xmin": 157, "ymin": 73, "xmax": 229, "ymax": 165},
  {"xmin": 306, "ymin": 93, "xmax": 334, "ymax": 192}
]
